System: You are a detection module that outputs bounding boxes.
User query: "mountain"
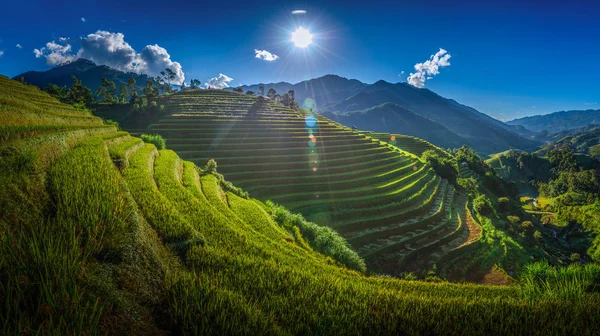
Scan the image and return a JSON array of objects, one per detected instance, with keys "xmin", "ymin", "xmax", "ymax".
[
  {"xmin": 508, "ymin": 109, "xmax": 600, "ymax": 133},
  {"xmin": 241, "ymin": 75, "xmax": 540, "ymax": 154},
  {"xmin": 541, "ymin": 126, "xmax": 600, "ymax": 158},
  {"xmin": 322, "ymin": 103, "xmax": 467, "ymax": 149},
  {"xmin": 13, "ymin": 59, "xmax": 151, "ymax": 93},
  {"xmin": 236, "ymin": 74, "xmax": 366, "ymax": 108}
]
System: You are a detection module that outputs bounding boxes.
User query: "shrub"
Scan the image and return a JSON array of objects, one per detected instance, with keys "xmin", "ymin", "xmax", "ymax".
[
  {"xmin": 497, "ymin": 197, "xmax": 510, "ymax": 212},
  {"xmin": 205, "ymin": 159, "xmax": 218, "ymax": 174},
  {"xmin": 422, "ymin": 149, "xmax": 458, "ymax": 182},
  {"xmin": 571, "ymin": 253, "xmax": 581, "ymax": 262},
  {"xmin": 141, "ymin": 134, "xmax": 166, "ymax": 150},
  {"xmin": 102, "ymin": 119, "xmax": 120, "ymax": 130},
  {"xmin": 534, "ymin": 231, "xmax": 542, "ymax": 240},
  {"xmin": 473, "ymin": 194, "xmax": 493, "ymax": 217},
  {"xmin": 264, "ymin": 201, "xmax": 366, "ymax": 273},
  {"xmin": 522, "ymin": 221, "xmax": 534, "ymax": 235},
  {"xmin": 519, "ymin": 261, "xmax": 600, "ymax": 301}
]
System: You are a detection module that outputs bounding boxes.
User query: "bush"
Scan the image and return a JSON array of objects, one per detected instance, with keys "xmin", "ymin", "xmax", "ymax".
[
  {"xmin": 141, "ymin": 134, "xmax": 166, "ymax": 150},
  {"xmin": 497, "ymin": 197, "xmax": 510, "ymax": 212},
  {"xmin": 265, "ymin": 201, "xmax": 366, "ymax": 273},
  {"xmin": 205, "ymin": 159, "xmax": 218, "ymax": 174},
  {"xmin": 571, "ymin": 253, "xmax": 581, "ymax": 262},
  {"xmin": 422, "ymin": 149, "xmax": 458, "ymax": 182},
  {"xmin": 102, "ymin": 119, "xmax": 120, "ymax": 130},
  {"xmin": 473, "ymin": 194, "xmax": 493, "ymax": 217}
]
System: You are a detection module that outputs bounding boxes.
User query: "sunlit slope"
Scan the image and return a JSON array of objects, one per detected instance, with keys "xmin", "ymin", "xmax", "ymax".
[
  {"xmin": 1, "ymin": 76, "xmax": 599, "ymax": 334},
  {"xmin": 147, "ymin": 90, "xmax": 478, "ymax": 276}
]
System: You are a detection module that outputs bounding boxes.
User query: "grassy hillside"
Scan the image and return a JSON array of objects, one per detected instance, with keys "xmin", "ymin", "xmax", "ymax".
[
  {"xmin": 133, "ymin": 90, "xmax": 488, "ymax": 277},
  {"xmin": 2, "ymin": 76, "xmax": 600, "ymax": 334}
]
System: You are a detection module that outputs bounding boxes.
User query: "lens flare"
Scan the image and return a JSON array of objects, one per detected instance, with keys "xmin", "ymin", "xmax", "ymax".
[
  {"xmin": 391, "ymin": 135, "xmax": 396, "ymax": 141},
  {"xmin": 305, "ymin": 115, "xmax": 317, "ymax": 128}
]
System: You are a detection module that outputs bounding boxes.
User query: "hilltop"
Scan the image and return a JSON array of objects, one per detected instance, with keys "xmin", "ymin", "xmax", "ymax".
[
  {"xmin": 239, "ymin": 75, "xmax": 540, "ymax": 154},
  {"xmin": 508, "ymin": 109, "xmax": 600, "ymax": 133},
  {"xmin": 13, "ymin": 58, "xmax": 151, "ymax": 93}
]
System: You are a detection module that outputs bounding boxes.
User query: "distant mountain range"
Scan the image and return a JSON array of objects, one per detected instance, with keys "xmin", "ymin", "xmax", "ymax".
[
  {"xmin": 13, "ymin": 59, "xmax": 151, "ymax": 93},
  {"xmin": 508, "ymin": 109, "xmax": 600, "ymax": 133},
  {"xmin": 239, "ymin": 75, "xmax": 540, "ymax": 154}
]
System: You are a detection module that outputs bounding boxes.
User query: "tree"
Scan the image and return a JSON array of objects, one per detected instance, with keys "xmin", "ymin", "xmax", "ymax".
[
  {"xmin": 44, "ymin": 84, "xmax": 67, "ymax": 101},
  {"xmin": 534, "ymin": 230, "xmax": 542, "ymax": 240},
  {"xmin": 95, "ymin": 78, "xmax": 117, "ymax": 103},
  {"xmin": 267, "ymin": 88, "xmax": 276, "ymax": 99},
  {"xmin": 190, "ymin": 79, "xmax": 201, "ymax": 88},
  {"xmin": 127, "ymin": 76, "xmax": 137, "ymax": 92},
  {"xmin": 246, "ymin": 90, "xmax": 255, "ymax": 96},
  {"xmin": 288, "ymin": 90, "xmax": 298, "ymax": 108},
  {"xmin": 422, "ymin": 149, "xmax": 459, "ymax": 183},
  {"xmin": 119, "ymin": 86, "xmax": 129, "ymax": 104},
  {"xmin": 144, "ymin": 79, "xmax": 158, "ymax": 99},
  {"xmin": 259, "ymin": 85, "xmax": 265, "ymax": 96},
  {"xmin": 497, "ymin": 197, "xmax": 510, "ymax": 212},
  {"xmin": 280, "ymin": 93, "xmax": 291, "ymax": 106},
  {"xmin": 473, "ymin": 194, "xmax": 493, "ymax": 217},
  {"xmin": 64, "ymin": 75, "xmax": 93, "ymax": 107},
  {"xmin": 233, "ymin": 87, "xmax": 244, "ymax": 93}
]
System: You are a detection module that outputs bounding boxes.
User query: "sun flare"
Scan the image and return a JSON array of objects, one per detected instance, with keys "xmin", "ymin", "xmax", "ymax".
[{"xmin": 291, "ymin": 27, "xmax": 313, "ymax": 48}]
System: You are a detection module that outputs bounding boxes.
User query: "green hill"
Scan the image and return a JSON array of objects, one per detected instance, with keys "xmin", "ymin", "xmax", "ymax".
[
  {"xmin": 138, "ymin": 90, "xmax": 482, "ymax": 277},
  {"xmin": 1, "ymin": 76, "xmax": 599, "ymax": 334}
]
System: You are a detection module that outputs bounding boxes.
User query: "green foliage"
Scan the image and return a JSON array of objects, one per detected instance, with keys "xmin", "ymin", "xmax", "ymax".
[
  {"xmin": 205, "ymin": 158, "xmax": 218, "ymax": 173},
  {"xmin": 473, "ymin": 194, "xmax": 493, "ymax": 217},
  {"xmin": 102, "ymin": 118, "xmax": 120, "ymax": 130},
  {"xmin": 457, "ymin": 177, "xmax": 478, "ymax": 195},
  {"xmin": 141, "ymin": 133, "xmax": 166, "ymax": 150},
  {"xmin": 519, "ymin": 261, "xmax": 600, "ymax": 301},
  {"xmin": 497, "ymin": 197, "xmax": 510, "ymax": 212},
  {"xmin": 265, "ymin": 201, "xmax": 367, "ymax": 273},
  {"xmin": 64, "ymin": 75, "xmax": 93, "ymax": 107},
  {"xmin": 44, "ymin": 83, "xmax": 67, "ymax": 101},
  {"xmin": 422, "ymin": 149, "xmax": 458, "ymax": 182}
]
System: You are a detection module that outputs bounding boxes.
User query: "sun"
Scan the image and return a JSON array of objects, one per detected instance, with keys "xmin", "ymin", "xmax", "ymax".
[{"xmin": 291, "ymin": 27, "xmax": 313, "ymax": 48}]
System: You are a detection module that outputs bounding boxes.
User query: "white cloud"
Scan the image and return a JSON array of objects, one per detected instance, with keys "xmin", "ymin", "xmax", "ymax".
[
  {"xmin": 33, "ymin": 40, "xmax": 75, "ymax": 66},
  {"xmin": 407, "ymin": 48, "xmax": 451, "ymax": 88},
  {"xmin": 34, "ymin": 30, "xmax": 185, "ymax": 83},
  {"xmin": 138, "ymin": 44, "xmax": 185, "ymax": 84},
  {"xmin": 254, "ymin": 49, "xmax": 279, "ymax": 62},
  {"xmin": 0, "ymin": 51, "xmax": 4, "ymax": 57},
  {"xmin": 585, "ymin": 102, "xmax": 597, "ymax": 106},
  {"xmin": 16, "ymin": 44, "xmax": 22, "ymax": 49},
  {"xmin": 292, "ymin": 10, "xmax": 307, "ymax": 15},
  {"xmin": 205, "ymin": 73, "xmax": 233, "ymax": 89},
  {"xmin": 81, "ymin": 17, "xmax": 86, "ymax": 22}
]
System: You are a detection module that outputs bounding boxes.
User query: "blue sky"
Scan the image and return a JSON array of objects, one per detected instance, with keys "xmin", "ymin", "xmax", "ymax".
[{"xmin": 0, "ymin": 0, "xmax": 598, "ymax": 120}]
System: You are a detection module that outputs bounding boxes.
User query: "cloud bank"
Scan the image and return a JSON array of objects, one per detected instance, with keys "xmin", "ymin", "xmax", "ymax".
[
  {"xmin": 205, "ymin": 73, "xmax": 233, "ymax": 89},
  {"xmin": 33, "ymin": 30, "xmax": 185, "ymax": 84},
  {"xmin": 254, "ymin": 49, "xmax": 279, "ymax": 62},
  {"xmin": 407, "ymin": 48, "xmax": 451, "ymax": 88}
]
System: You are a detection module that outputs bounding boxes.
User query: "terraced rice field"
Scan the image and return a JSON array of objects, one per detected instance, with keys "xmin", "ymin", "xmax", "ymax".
[
  {"xmin": 3, "ymin": 76, "xmax": 599, "ymax": 334},
  {"xmin": 367, "ymin": 132, "xmax": 453, "ymax": 158},
  {"xmin": 146, "ymin": 89, "xmax": 479, "ymax": 275}
]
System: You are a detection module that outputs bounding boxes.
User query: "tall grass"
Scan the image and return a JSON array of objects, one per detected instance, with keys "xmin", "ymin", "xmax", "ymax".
[
  {"xmin": 520, "ymin": 261, "xmax": 600, "ymax": 301},
  {"xmin": 265, "ymin": 201, "xmax": 367, "ymax": 272}
]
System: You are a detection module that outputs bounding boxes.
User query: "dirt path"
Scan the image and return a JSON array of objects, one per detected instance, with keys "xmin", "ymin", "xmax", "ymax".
[{"xmin": 469, "ymin": 266, "xmax": 513, "ymax": 286}]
